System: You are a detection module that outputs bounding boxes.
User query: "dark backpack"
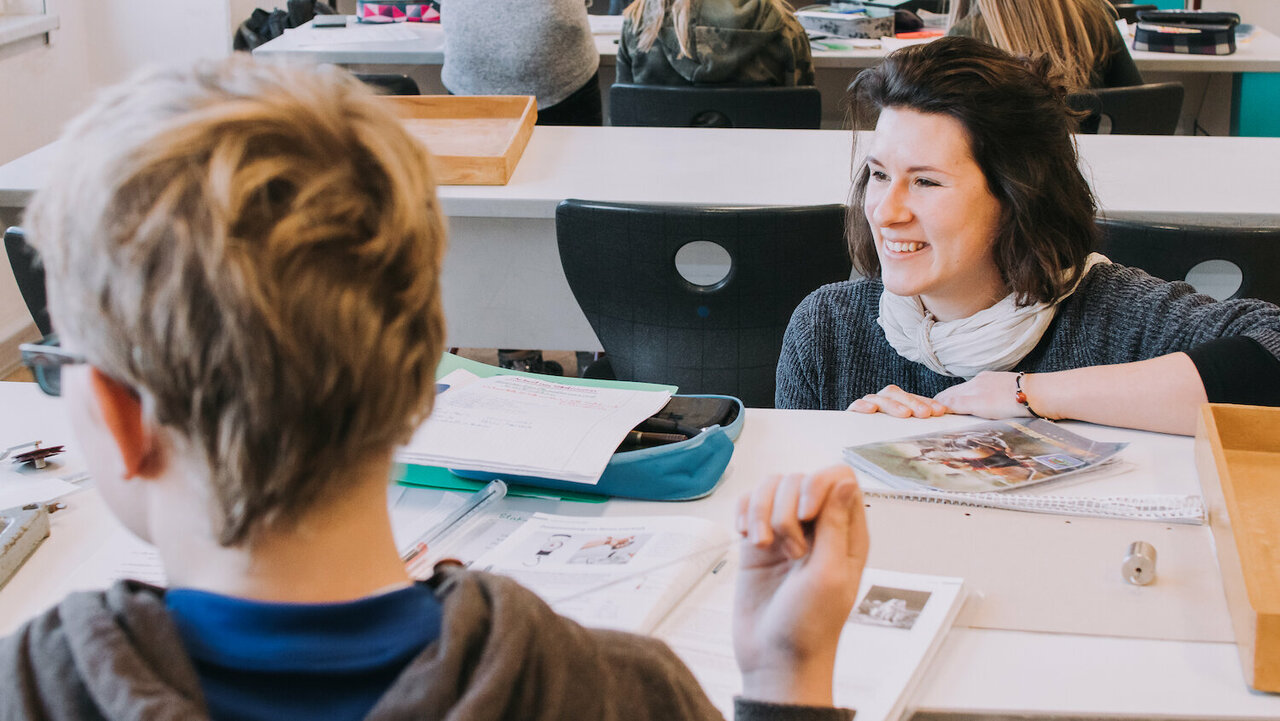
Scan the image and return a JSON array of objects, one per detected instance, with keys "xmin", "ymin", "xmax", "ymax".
[{"xmin": 233, "ymin": 0, "xmax": 336, "ymax": 52}]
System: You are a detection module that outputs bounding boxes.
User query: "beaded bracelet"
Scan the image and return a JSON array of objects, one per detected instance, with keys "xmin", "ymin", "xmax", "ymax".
[{"xmin": 1014, "ymin": 372, "xmax": 1045, "ymax": 420}]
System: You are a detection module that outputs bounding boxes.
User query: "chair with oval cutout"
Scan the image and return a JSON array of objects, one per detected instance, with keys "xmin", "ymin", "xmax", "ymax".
[
  {"xmin": 609, "ymin": 84, "xmax": 822, "ymax": 129},
  {"xmin": 1067, "ymin": 82, "xmax": 1185, "ymax": 135},
  {"xmin": 1095, "ymin": 218, "xmax": 1280, "ymax": 305},
  {"xmin": 555, "ymin": 200, "xmax": 850, "ymax": 407}
]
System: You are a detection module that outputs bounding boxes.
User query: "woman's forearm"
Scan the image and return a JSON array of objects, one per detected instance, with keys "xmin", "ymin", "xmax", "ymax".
[{"xmin": 1024, "ymin": 353, "xmax": 1208, "ymax": 435}]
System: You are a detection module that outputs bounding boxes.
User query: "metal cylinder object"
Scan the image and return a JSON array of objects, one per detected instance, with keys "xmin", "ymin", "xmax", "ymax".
[{"xmin": 1122, "ymin": 541, "xmax": 1157, "ymax": 585}]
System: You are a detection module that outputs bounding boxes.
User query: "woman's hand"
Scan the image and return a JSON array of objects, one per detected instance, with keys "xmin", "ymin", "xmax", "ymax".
[
  {"xmin": 934, "ymin": 371, "xmax": 1031, "ymax": 419},
  {"xmin": 848, "ymin": 384, "xmax": 949, "ymax": 418},
  {"xmin": 732, "ymin": 466, "xmax": 870, "ymax": 707}
]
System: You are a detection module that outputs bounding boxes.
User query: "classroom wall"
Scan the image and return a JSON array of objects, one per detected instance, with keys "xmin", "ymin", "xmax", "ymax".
[{"xmin": 0, "ymin": 0, "xmax": 234, "ymax": 373}]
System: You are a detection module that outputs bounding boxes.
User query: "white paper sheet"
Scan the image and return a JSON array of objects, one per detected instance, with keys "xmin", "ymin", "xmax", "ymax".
[
  {"xmin": 398, "ymin": 371, "xmax": 672, "ymax": 484},
  {"xmin": 286, "ymin": 24, "xmax": 419, "ymax": 46},
  {"xmin": 473, "ymin": 513, "xmax": 732, "ymax": 633}
]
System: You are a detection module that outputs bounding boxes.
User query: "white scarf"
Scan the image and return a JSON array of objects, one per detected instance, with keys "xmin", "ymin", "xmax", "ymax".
[{"xmin": 877, "ymin": 253, "xmax": 1109, "ymax": 378}]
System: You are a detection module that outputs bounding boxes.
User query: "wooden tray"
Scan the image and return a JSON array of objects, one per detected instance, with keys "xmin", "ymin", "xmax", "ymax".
[
  {"xmin": 1195, "ymin": 403, "xmax": 1280, "ymax": 692},
  {"xmin": 382, "ymin": 95, "xmax": 536, "ymax": 186}
]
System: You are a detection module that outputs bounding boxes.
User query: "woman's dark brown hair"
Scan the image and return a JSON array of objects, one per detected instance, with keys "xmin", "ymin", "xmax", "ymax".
[{"xmin": 847, "ymin": 36, "xmax": 1097, "ymax": 305}]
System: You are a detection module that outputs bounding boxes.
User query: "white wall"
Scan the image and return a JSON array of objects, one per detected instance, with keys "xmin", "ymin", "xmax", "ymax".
[{"xmin": 0, "ymin": 0, "xmax": 234, "ymax": 373}]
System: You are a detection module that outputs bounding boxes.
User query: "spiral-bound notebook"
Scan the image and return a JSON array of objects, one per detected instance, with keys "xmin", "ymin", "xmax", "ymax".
[
  {"xmin": 845, "ymin": 419, "xmax": 1206, "ymax": 524},
  {"xmin": 860, "ymin": 487, "xmax": 1206, "ymax": 524}
]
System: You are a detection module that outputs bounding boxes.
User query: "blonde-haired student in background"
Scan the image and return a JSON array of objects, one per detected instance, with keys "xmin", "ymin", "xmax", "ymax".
[
  {"xmin": 1, "ymin": 56, "xmax": 868, "ymax": 721},
  {"xmin": 618, "ymin": 0, "xmax": 815, "ymax": 86},
  {"xmin": 947, "ymin": 0, "xmax": 1142, "ymax": 91}
]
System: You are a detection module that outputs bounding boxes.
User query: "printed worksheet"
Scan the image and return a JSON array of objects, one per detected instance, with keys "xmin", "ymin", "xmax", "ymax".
[{"xmin": 473, "ymin": 513, "xmax": 732, "ymax": 633}]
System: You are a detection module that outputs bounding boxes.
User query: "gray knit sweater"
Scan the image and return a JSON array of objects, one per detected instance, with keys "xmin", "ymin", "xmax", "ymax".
[
  {"xmin": 440, "ymin": 0, "xmax": 600, "ymax": 109},
  {"xmin": 776, "ymin": 263, "xmax": 1280, "ymax": 410}
]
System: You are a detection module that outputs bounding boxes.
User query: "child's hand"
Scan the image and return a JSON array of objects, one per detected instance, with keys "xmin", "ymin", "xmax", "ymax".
[{"xmin": 732, "ymin": 466, "xmax": 869, "ymax": 706}]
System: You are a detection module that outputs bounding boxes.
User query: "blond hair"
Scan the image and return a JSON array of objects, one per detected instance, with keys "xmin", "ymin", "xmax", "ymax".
[
  {"xmin": 25, "ymin": 57, "xmax": 447, "ymax": 546},
  {"xmin": 949, "ymin": 0, "xmax": 1121, "ymax": 92},
  {"xmin": 624, "ymin": 0, "xmax": 798, "ymax": 58}
]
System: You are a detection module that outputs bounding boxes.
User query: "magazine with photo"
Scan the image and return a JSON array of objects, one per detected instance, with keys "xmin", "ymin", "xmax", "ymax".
[{"xmin": 844, "ymin": 419, "xmax": 1128, "ymax": 494}]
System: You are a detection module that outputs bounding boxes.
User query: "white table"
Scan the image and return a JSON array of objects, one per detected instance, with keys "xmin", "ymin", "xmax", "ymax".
[
  {"xmin": 253, "ymin": 20, "xmax": 1280, "ymax": 74},
  {"xmin": 252, "ymin": 19, "xmax": 1280, "ymax": 134},
  {"xmin": 1, "ymin": 380, "xmax": 1276, "ymax": 719},
  {"xmin": 3, "ymin": 127, "xmax": 1278, "ymax": 350}
]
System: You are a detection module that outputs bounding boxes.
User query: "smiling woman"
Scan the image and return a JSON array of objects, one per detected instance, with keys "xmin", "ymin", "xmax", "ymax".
[{"xmin": 775, "ymin": 37, "xmax": 1280, "ymax": 435}]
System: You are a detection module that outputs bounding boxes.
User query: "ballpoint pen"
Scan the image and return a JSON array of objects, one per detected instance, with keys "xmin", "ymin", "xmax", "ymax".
[{"xmin": 401, "ymin": 479, "xmax": 508, "ymax": 565}]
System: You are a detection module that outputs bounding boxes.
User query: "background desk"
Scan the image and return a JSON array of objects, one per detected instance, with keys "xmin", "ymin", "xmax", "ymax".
[
  {"xmin": 253, "ymin": 20, "xmax": 1280, "ymax": 135},
  {"xmin": 1, "ymin": 380, "xmax": 1277, "ymax": 719},
  {"xmin": 2, "ymin": 128, "xmax": 1278, "ymax": 351}
]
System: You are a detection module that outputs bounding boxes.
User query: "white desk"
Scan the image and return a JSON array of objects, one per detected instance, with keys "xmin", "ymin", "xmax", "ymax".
[
  {"xmin": 253, "ymin": 21, "xmax": 1280, "ymax": 75},
  {"xmin": 3, "ymin": 127, "xmax": 1278, "ymax": 350},
  {"xmin": 1, "ymin": 380, "xmax": 1276, "ymax": 719},
  {"xmin": 252, "ymin": 20, "xmax": 1280, "ymax": 134}
]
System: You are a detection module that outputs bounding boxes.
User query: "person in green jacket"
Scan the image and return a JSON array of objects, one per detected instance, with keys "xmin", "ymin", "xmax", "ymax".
[{"xmin": 618, "ymin": 0, "xmax": 815, "ymax": 86}]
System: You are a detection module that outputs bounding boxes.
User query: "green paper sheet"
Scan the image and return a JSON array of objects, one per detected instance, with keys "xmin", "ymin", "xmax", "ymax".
[
  {"xmin": 395, "ymin": 463, "xmax": 608, "ymax": 504},
  {"xmin": 435, "ymin": 353, "xmax": 678, "ymax": 393}
]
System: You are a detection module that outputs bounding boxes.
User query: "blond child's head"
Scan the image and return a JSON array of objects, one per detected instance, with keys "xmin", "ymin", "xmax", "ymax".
[{"xmin": 25, "ymin": 57, "xmax": 447, "ymax": 546}]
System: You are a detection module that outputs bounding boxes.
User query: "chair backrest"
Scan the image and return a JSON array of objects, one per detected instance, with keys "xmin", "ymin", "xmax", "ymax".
[
  {"xmin": 1096, "ymin": 218, "xmax": 1280, "ymax": 305},
  {"xmin": 353, "ymin": 73, "xmax": 420, "ymax": 96},
  {"xmin": 1067, "ymin": 82, "xmax": 1184, "ymax": 135},
  {"xmin": 609, "ymin": 84, "xmax": 822, "ymax": 129},
  {"xmin": 3, "ymin": 227, "xmax": 52, "ymax": 337},
  {"xmin": 555, "ymin": 200, "xmax": 851, "ymax": 407}
]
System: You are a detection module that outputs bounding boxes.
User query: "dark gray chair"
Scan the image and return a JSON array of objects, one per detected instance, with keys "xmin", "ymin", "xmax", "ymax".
[
  {"xmin": 3, "ymin": 227, "xmax": 51, "ymax": 337},
  {"xmin": 555, "ymin": 200, "xmax": 850, "ymax": 407},
  {"xmin": 353, "ymin": 73, "xmax": 420, "ymax": 96},
  {"xmin": 1096, "ymin": 218, "xmax": 1280, "ymax": 304},
  {"xmin": 609, "ymin": 84, "xmax": 822, "ymax": 129},
  {"xmin": 1068, "ymin": 82, "xmax": 1185, "ymax": 135}
]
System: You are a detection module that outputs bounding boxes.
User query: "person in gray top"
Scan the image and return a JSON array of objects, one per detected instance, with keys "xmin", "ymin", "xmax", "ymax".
[
  {"xmin": 3, "ymin": 58, "xmax": 866, "ymax": 720},
  {"xmin": 440, "ymin": 0, "xmax": 603, "ymax": 124},
  {"xmin": 776, "ymin": 37, "xmax": 1280, "ymax": 434}
]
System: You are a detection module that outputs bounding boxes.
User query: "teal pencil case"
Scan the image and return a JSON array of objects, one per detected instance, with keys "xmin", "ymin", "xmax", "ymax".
[{"xmin": 450, "ymin": 394, "xmax": 743, "ymax": 501}]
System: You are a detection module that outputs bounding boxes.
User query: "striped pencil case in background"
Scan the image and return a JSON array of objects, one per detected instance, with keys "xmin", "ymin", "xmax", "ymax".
[{"xmin": 1133, "ymin": 10, "xmax": 1240, "ymax": 56}]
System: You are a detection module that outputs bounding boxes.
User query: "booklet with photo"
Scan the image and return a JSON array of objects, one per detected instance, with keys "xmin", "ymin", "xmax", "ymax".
[
  {"xmin": 470, "ymin": 512, "xmax": 734, "ymax": 634},
  {"xmin": 655, "ymin": 558, "xmax": 966, "ymax": 721},
  {"xmin": 844, "ymin": 419, "xmax": 1128, "ymax": 494}
]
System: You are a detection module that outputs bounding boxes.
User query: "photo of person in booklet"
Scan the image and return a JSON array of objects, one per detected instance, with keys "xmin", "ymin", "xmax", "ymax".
[
  {"xmin": 569, "ymin": 534, "xmax": 652, "ymax": 565},
  {"xmin": 523, "ymin": 533, "xmax": 573, "ymax": 566},
  {"xmin": 854, "ymin": 586, "xmax": 933, "ymax": 630},
  {"xmin": 844, "ymin": 419, "xmax": 1127, "ymax": 493}
]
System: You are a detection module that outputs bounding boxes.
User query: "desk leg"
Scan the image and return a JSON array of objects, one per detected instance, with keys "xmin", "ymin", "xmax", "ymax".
[{"xmin": 1145, "ymin": 70, "xmax": 1235, "ymax": 136}]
